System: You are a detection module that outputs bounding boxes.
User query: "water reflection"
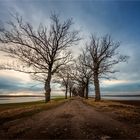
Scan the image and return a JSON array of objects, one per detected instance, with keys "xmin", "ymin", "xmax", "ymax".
[
  {"xmin": 0, "ymin": 97, "xmax": 44, "ymax": 104},
  {"xmin": 0, "ymin": 90, "xmax": 140, "ymax": 104}
]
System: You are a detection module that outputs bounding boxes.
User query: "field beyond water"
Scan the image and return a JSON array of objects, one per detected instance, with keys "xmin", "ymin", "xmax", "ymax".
[{"xmin": 0, "ymin": 97, "xmax": 140, "ymax": 139}]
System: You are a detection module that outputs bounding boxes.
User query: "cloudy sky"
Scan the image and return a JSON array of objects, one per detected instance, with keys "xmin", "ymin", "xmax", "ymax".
[{"xmin": 0, "ymin": 0, "xmax": 140, "ymax": 95}]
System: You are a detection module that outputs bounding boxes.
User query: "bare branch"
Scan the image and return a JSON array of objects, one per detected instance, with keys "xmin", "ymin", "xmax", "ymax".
[{"xmin": 0, "ymin": 13, "xmax": 80, "ymax": 102}]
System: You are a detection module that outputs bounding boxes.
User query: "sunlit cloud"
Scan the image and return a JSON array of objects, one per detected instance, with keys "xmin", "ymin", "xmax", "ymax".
[
  {"xmin": 102, "ymin": 80, "xmax": 130, "ymax": 86},
  {"xmin": 0, "ymin": 70, "xmax": 32, "ymax": 83}
]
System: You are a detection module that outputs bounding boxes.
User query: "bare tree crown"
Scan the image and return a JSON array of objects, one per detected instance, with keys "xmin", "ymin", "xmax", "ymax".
[
  {"xmin": 0, "ymin": 13, "xmax": 80, "ymax": 82},
  {"xmin": 85, "ymin": 34, "xmax": 129, "ymax": 78}
]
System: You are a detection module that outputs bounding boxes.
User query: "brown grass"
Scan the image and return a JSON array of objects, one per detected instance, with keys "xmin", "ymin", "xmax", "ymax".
[
  {"xmin": 84, "ymin": 98, "xmax": 140, "ymax": 124},
  {"xmin": 0, "ymin": 98, "xmax": 66, "ymax": 125}
]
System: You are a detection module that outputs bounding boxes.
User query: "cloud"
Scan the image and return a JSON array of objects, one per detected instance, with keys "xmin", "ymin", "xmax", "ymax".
[
  {"xmin": 0, "ymin": 70, "xmax": 32, "ymax": 83},
  {"xmin": 0, "ymin": 0, "xmax": 140, "ymax": 93},
  {"xmin": 101, "ymin": 82, "xmax": 140, "ymax": 93},
  {"xmin": 0, "ymin": 76, "xmax": 43, "ymax": 93},
  {"xmin": 0, "ymin": 77, "xmax": 20, "ymax": 90}
]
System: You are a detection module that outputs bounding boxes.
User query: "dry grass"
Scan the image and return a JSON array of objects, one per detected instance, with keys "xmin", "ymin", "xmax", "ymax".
[
  {"xmin": 0, "ymin": 98, "xmax": 67, "ymax": 125},
  {"xmin": 84, "ymin": 98, "xmax": 140, "ymax": 124}
]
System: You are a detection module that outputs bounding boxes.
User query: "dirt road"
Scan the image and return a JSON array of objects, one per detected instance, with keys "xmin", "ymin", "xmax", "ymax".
[{"xmin": 0, "ymin": 97, "xmax": 140, "ymax": 139}]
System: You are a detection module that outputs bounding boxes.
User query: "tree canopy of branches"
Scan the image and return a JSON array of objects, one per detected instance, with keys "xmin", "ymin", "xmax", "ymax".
[
  {"xmin": 72, "ymin": 53, "xmax": 92, "ymax": 99},
  {"xmin": 84, "ymin": 35, "xmax": 128, "ymax": 101},
  {"xmin": 0, "ymin": 13, "xmax": 80, "ymax": 102},
  {"xmin": 53, "ymin": 64, "xmax": 73, "ymax": 99}
]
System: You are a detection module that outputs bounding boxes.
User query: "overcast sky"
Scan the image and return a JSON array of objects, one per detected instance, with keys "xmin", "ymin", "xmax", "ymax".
[{"xmin": 0, "ymin": 0, "xmax": 140, "ymax": 94}]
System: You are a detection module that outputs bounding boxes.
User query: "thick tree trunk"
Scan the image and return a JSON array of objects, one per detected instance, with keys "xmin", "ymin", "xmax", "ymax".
[
  {"xmin": 65, "ymin": 85, "xmax": 68, "ymax": 99},
  {"xmin": 44, "ymin": 72, "xmax": 52, "ymax": 102},
  {"xmin": 94, "ymin": 73, "xmax": 101, "ymax": 101},
  {"xmin": 85, "ymin": 80, "xmax": 89, "ymax": 99}
]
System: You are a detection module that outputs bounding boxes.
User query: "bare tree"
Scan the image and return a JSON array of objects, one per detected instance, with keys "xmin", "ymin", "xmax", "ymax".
[
  {"xmin": 54, "ymin": 64, "xmax": 74, "ymax": 99},
  {"xmin": 85, "ymin": 35, "xmax": 129, "ymax": 101},
  {"xmin": 68, "ymin": 79, "xmax": 75, "ymax": 98},
  {"xmin": 72, "ymin": 53, "xmax": 92, "ymax": 99},
  {"xmin": 0, "ymin": 13, "xmax": 80, "ymax": 102}
]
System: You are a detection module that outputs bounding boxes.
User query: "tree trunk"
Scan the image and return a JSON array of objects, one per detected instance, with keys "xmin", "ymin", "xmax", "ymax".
[
  {"xmin": 44, "ymin": 72, "xmax": 52, "ymax": 102},
  {"xmin": 94, "ymin": 73, "xmax": 101, "ymax": 101},
  {"xmin": 65, "ymin": 85, "xmax": 68, "ymax": 99},
  {"xmin": 85, "ymin": 80, "xmax": 89, "ymax": 99},
  {"xmin": 81, "ymin": 85, "xmax": 85, "ymax": 97},
  {"xmin": 69, "ymin": 88, "xmax": 72, "ymax": 98}
]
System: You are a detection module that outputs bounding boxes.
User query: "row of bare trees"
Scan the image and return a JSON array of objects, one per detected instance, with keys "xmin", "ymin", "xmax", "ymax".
[{"xmin": 0, "ymin": 13, "xmax": 128, "ymax": 102}]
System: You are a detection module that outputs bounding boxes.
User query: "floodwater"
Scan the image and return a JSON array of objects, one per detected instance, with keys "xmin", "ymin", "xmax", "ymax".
[
  {"xmin": 0, "ymin": 90, "xmax": 65, "ymax": 104},
  {"xmin": 0, "ymin": 91, "xmax": 140, "ymax": 104},
  {"xmin": 0, "ymin": 96, "xmax": 45, "ymax": 104}
]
